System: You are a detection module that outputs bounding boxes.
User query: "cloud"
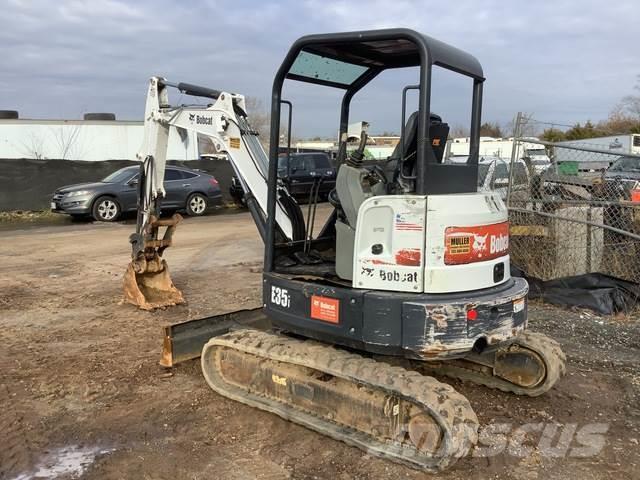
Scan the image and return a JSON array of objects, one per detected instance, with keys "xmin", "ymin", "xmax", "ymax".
[{"xmin": 0, "ymin": 0, "xmax": 638, "ymax": 136}]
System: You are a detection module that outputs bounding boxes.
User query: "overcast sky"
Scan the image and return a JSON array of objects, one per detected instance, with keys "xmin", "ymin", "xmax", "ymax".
[{"xmin": 1, "ymin": 0, "xmax": 638, "ymax": 137}]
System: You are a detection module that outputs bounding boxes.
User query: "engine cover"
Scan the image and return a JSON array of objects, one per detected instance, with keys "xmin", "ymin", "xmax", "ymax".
[{"xmin": 352, "ymin": 192, "xmax": 510, "ymax": 294}]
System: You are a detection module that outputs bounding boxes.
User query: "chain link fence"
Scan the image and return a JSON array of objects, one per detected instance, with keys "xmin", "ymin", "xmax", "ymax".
[{"xmin": 506, "ymin": 113, "xmax": 640, "ymax": 305}]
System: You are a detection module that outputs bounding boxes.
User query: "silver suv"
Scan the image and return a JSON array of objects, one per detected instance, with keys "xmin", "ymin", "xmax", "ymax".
[{"xmin": 52, "ymin": 165, "xmax": 222, "ymax": 221}]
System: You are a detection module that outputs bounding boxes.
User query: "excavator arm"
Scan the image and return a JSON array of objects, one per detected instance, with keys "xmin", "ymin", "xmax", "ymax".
[{"xmin": 124, "ymin": 76, "xmax": 299, "ymax": 309}]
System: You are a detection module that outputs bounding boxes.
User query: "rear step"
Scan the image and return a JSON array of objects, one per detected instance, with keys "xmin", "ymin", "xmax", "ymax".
[{"xmin": 201, "ymin": 329, "xmax": 479, "ymax": 471}]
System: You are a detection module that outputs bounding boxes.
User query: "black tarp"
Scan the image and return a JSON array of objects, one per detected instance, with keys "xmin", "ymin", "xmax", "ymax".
[{"xmin": 512, "ymin": 265, "xmax": 640, "ymax": 315}]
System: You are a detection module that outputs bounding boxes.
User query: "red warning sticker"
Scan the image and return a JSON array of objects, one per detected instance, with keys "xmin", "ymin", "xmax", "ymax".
[
  {"xmin": 395, "ymin": 248, "xmax": 421, "ymax": 266},
  {"xmin": 310, "ymin": 295, "xmax": 340, "ymax": 324}
]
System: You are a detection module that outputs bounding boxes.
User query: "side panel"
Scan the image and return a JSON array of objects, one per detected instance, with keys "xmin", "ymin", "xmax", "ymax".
[
  {"xmin": 264, "ymin": 274, "xmax": 365, "ymax": 346},
  {"xmin": 424, "ymin": 192, "xmax": 510, "ymax": 293},
  {"xmin": 361, "ymin": 291, "xmax": 403, "ymax": 346},
  {"xmin": 262, "ymin": 273, "xmax": 529, "ymax": 360},
  {"xmin": 353, "ymin": 195, "xmax": 427, "ymax": 293}
]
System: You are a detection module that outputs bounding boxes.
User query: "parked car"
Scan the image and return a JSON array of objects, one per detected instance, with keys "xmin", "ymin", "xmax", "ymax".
[
  {"xmin": 279, "ymin": 152, "xmax": 336, "ymax": 199},
  {"xmin": 601, "ymin": 155, "xmax": 640, "ymax": 200},
  {"xmin": 444, "ymin": 155, "xmax": 529, "ymax": 200},
  {"xmin": 230, "ymin": 152, "xmax": 336, "ymax": 203},
  {"xmin": 477, "ymin": 157, "xmax": 529, "ymax": 200},
  {"xmin": 523, "ymin": 147, "xmax": 551, "ymax": 174},
  {"xmin": 52, "ymin": 165, "xmax": 222, "ymax": 221}
]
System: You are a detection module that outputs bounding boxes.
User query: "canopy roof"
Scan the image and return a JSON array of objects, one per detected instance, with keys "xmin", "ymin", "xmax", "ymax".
[{"xmin": 285, "ymin": 28, "xmax": 484, "ymax": 89}]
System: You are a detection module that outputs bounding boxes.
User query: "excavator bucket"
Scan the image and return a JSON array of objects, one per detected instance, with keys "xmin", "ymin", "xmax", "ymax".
[
  {"xmin": 123, "ymin": 256, "xmax": 184, "ymax": 310},
  {"xmin": 123, "ymin": 213, "xmax": 185, "ymax": 310}
]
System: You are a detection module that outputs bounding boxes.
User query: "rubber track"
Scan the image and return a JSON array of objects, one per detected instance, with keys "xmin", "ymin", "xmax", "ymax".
[
  {"xmin": 420, "ymin": 331, "xmax": 567, "ymax": 397},
  {"xmin": 202, "ymin": 329, "xmax": 479, "ymax": 471}
]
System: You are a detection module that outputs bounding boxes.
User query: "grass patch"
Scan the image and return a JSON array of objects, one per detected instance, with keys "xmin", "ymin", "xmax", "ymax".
[{"xmin": 0, "ymin": 210, "xmax": 70, "ymax": 225}]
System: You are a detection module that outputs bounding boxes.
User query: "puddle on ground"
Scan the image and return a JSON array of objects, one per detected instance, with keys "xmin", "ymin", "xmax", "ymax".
[{"xmin": 12, "ymin": 445, "xmax": 114, "ymax": 480}]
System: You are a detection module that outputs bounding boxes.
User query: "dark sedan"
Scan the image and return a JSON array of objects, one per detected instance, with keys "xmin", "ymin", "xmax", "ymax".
[
  {"xmin": 602, "ymin": 155, "xmax": 640, "ymax": 196},
  {"xmin": 229, "ymin": 152, "xmax": 336, "ymax": 204},
  {"xmin": 52, "ymin": 165, "xmax": 222, "ymax": 221},
  {"xmin": 279, "ymin": 152, "xmax": 336, "ymax": 199}
]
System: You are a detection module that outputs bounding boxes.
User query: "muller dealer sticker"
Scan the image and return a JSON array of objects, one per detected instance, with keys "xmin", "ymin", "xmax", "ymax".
[{"xmin": 444, "ymin": 222, "xmax": 509, "ymax": 265}]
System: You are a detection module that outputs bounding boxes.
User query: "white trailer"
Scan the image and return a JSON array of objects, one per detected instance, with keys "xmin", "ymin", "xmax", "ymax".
[
  {"xmin": 448, "ymin": 137, "xmax": 514, "ymax": 158},
  {"xmin": 0, "ymin": 118, "xmax": 198, "ymax": 161},
  {"xmin": 554, "ymin": 134, "xmax": 640, "ymax": 164},
  {"xmin": 447, "ymin": 137, "xmax": 550, "ymax": 167}
]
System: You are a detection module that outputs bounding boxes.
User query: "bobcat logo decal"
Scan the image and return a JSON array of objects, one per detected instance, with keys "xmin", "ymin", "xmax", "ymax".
[
  {"xmin": 473, "ymin": 234, "xmax": 488, "ymax": 253},
  {"xmin": 188, "ymin": 113, "xmax": 196, "ymax": 122}
]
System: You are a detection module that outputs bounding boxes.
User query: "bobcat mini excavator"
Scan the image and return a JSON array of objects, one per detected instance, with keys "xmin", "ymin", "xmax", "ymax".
[{"xmin": 124, "ymin": 29, "xmax": 566, "ymax": 471}]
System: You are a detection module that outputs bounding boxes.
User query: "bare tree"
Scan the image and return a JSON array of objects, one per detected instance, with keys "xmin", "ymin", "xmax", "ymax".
[
  {"xmin": 450, "ymin": 124, "xmax": 469, "ymax": 138},
  {"xmin": 513, "ymin": 113, "xmax": 540, "ymax": 138},
  {"xmin": 52, "ymin": 124, "xmax": 82, "ymax": 160},
  {"xmin": 198, "ymin": 134, "xmax": 216, "ymax": 155},
  {"xmin": 21, "ymin": 132, "xmax": 46, "ymax": 159},
  {"xmin": 503, "ymin": 118, "xmax": 516, "ymax": 137},
  {"xmin": 244, "ymin": 97, "xmax": 271, "ymax": 148},
  {"xmin": 618, "ymin": 75, "xmax": 640, "ymax": 118},
  {"xmin": 244, "ymin": 96, "xmax": 291, "ymax": 150},
  {"xmin": 600, "ymin": 108, "xmax": 640, "ymax": 134},
  {"xmin": 479, "ymin": 121, "xmax": 503, "ymax": 138}
]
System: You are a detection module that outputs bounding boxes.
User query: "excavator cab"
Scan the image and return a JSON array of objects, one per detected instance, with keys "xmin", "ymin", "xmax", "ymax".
[
  {"xmin": 263, "ymin": 30, "xmax": 485, "ymax": 280},
  {"xmin": 260, "ymin": 29, "xmax": 525, "ymax": 348}
]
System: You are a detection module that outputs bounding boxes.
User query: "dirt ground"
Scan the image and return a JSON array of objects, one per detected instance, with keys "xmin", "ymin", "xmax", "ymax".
[{"xmin": 1, "ymin": 210, "xmax": 639, "ymax": 480}]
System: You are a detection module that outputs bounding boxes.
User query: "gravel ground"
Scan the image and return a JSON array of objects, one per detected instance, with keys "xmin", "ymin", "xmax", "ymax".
[{"xmin": 0, "ymin": 211, "xmax": 638, "ymax": 480}]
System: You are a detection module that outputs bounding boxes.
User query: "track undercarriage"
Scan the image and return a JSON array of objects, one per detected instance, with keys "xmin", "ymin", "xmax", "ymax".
[
  {"xmin": 202, "ymin": 329, "xmax": 479, "ymax": 471},
  {"xmin": 191, "ymin": 313, "xmax": 566, "ymax": 471}
]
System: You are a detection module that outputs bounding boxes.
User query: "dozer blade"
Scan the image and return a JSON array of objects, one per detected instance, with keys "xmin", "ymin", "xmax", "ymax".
[
  {"xmin": 201, "ymin": 329, "xmax": 479, "ymax": 472},
  {"xmin": 123, "ymin": 256, "xmax": 185, "ymax": 311},
  {"xmin": 159, "ymin": 307, "xmax": 269, "ymax": 367}
]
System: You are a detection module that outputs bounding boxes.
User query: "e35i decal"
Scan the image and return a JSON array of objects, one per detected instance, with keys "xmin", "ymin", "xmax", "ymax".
[{"xmin": 270, "ymin": 286, "xmax": 290, "ymax": 308}]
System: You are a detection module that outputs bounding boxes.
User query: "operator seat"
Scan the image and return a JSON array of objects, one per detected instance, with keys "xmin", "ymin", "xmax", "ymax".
[{"xmin": 387, "ymin": 112, "xmax": 450, "ymax": 193}]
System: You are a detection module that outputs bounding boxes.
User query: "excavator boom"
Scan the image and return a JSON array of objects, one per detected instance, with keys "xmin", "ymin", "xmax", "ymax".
[{"xmin": 124, "ymin": 77, "xmax": 298, "ymax": 309}]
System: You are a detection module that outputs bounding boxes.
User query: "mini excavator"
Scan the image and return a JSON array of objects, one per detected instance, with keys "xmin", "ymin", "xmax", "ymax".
[{"xmin": 124, "ymin": 29, "xmax": 566, "ymax": 471}]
